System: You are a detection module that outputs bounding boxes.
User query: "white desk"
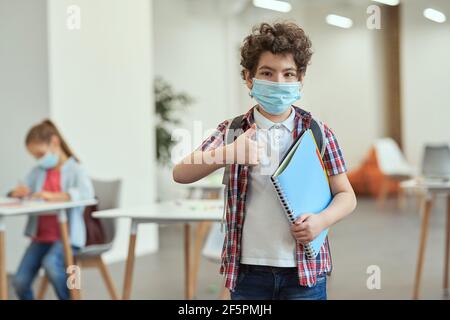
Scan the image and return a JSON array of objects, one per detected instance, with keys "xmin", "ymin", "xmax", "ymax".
[
  {"xmin": 0, "ymin": 198, "xmax": 98, "ymax": 300},
  {"xmin": 93, "ymin": 199, "xmax": 224, "ymax": 300},
  {"xmin": 401, "ymin": 179, "xmax": 450, "ymax": 299}
]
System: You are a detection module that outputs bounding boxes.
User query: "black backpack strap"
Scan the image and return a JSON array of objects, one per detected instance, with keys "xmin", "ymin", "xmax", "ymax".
[
  {"xmin": 295, "ymin": 107, "xmax": 326, "ymax": 158},
  {"xmin": 220, "ymin": 114, "xmax": 244, "ymax": 233},
  {"xmin": 310, "ymin": 118, "xmax": 326, "ymax": 158},
  {"xmin": 221, "ymin": 115, "xmax": 245, "ymax": 186}
]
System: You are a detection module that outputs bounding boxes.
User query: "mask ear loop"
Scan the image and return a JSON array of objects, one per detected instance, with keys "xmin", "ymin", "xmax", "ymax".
[{"xmin": 249, "ymin": 77, "xmax": 255, "ymax": 98}]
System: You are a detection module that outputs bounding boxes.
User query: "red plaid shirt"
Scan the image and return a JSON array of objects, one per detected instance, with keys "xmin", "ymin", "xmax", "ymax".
[{"xmin": 196, "ymin": 106, "xmax": 347, "ymax": 290}]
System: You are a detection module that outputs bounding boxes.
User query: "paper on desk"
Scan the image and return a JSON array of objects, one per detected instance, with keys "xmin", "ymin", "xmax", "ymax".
[
  {"xmin": 0, "ymin": 197, "xmax": 47, "ymax": 208},
  {"xmin": 0, "ymin": 197, "xmax": 21, "ymax": 207},
  {"xmin": 174, "ymin": 200, "xmax": 223, "ymax": 211}
]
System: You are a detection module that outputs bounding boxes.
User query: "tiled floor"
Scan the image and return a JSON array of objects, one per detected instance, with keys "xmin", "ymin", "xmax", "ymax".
[{"xmin": 8, "ymin": 196, "xmax": 450, "ymax": 300}]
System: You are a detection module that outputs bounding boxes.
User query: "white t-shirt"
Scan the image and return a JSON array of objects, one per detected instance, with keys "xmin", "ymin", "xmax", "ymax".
[{"xmin": 240, "ymin": 106, "xmax": 297, "ymax": 267}]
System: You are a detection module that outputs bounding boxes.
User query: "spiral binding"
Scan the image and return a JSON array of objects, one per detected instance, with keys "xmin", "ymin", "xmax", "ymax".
[
  {"xmin": 271, "ymin": 176, "xmax": 316, "ymax": 260},
  {"xmin": 271, "ymin": 177, "xmax": 294, "ymax": 223},
  {"xmin": 304, "ymin": 246, "xmax": 316, "ymax": 260}
]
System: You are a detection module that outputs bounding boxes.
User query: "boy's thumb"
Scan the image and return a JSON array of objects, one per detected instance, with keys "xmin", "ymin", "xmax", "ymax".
[
  {"xmin": 295, "ymin": 214, "xmax": 311, "ymax": 225},
  {"xmin": 245, "ymin": 123, "xmax": 257, "ymax": 136}
]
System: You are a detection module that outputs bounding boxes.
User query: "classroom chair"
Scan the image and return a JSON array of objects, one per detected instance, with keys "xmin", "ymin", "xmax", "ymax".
[
  {"xmin": 374, "ymin": 137, "xmax": 416, "ymax": 209},
  {"xmin": 37, "ymin": 179, "xmax": 122, "ymax": 300},
  {"xmin": 401, "ymin": 144, "xmax": 450, "ymax": 209},
  {"xmin": 184, "ymin": 171, "xmax": 224, "ymax": 299},
  {"xmin": 201, "ymin": 222, "xmax": 229, "ymax": 300},
  {"xmin": 422, "ymin": 144, "xmax": 450, "ymax": 179},
  {"xmin": 401, "ymin": 144, "xmax": 450, "ymax": 299}
]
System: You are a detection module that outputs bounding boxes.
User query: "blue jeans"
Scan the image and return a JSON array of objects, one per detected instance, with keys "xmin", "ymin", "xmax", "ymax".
[
  {"xmin": 231, "ymin": 264, "xmax": 327, "ymax": 300},
  {"xmin": 13, "ymin": 241, "xmax": 79, "ymax": 300}
]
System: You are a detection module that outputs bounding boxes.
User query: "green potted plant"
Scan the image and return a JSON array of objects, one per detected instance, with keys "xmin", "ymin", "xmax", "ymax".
[{"xmin": 154, "ymin": 77, "xmax": 194, "ymax": 167}]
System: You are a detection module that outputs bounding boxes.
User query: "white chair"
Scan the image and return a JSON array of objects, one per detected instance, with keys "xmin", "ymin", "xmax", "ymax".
[
  {"xmin": 422, "ymin": 144, "xmax": 450, "ymax": 179},
  {"xmin": 201, "ymin": 222, "xmax": 228, "ymax": 299},
  {"xmin": 374, "ymin": 138, "xmax": 416, "ymax": 208},
  {"xmin": 402, "ymin": 144, "xmax": 450, "ymax": 208},
  {"xmin": 184, "ymin": 171, "xmax": 225, "ymax": 299},
  {"xmin": 37, "ymin": 179, "xmax": 122, "ymax": 300},
  {"xmin": 202, "ymin": 223, "xmax": 224, "ymax": 261}
]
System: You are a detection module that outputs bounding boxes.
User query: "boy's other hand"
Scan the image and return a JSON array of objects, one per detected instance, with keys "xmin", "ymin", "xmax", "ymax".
[
  {"xmin": 230, "ymin": 123, "xmax": 261, "ymax": 166},
  {"xmin": 290, "ymin": 214, "xmax": 326, "ymax": 244},
  {"xmin": 10, "ymin": 185, "xmax": 31, "ymax": 199}
]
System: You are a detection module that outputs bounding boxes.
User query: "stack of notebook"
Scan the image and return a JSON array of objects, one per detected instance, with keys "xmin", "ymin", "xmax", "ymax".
[{"xmin": 270, "ymin": 129, "xmax": 332, "ymax": 260}]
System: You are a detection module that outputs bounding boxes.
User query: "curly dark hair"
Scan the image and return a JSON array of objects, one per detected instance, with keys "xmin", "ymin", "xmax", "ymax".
[{"xmin": 240, "ymin": 22, "xmax": 313, "ymax": 80}]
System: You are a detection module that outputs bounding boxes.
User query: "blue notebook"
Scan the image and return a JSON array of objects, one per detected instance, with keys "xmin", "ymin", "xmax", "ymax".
[{"xmin": 270, "ymin": 129, "xmax": 332, "ymax": 260}]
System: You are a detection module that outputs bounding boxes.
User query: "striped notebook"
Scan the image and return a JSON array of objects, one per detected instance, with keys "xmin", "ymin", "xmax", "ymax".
[{"xmin": 270, "ymin": 129, "xmax": 332, "ymax": 259}]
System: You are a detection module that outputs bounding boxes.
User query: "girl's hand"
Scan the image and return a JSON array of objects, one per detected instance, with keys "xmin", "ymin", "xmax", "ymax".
[
  {"xmin": 31, "ymin": 191, "xmax": 55, "ymax": 201},
  {"xmin": 31, "ymin": 192, "xmax": 71, "ymax": 202},
  {"xmin": 290, "ymin": 214, "xmax": 327, "ymax": 245},
  {"xmin": 10, "ymin": 185, "xmax": 31, "ymax": 199},
  {"xmin": 228, "ymin": 123, "xmax": 260, "ymax": 166}
]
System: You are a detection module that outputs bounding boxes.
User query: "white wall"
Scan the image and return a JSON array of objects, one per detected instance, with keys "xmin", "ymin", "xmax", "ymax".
[
  {"xmin": 47, "ymin": 0, "xmax": 157, "ymax": 262},
  {"xmin": 154, "ymin": 0, "xmax": 241, "ymax": 130},
  {"xmin": 401, "ymin": 0, "xmax": 450, "ymax": 167},
  {"xmin": 0, "ymin": 0, "xmax": 51, "ymax": 272}
]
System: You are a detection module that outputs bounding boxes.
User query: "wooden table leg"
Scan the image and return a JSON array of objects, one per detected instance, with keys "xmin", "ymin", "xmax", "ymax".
[
  {"xmin": 184, "ymin": 223, "xmax": 194, "ymax": 300},
  {"xmin": 191, "ymin": 221, "xmax": 212, "ymax": 299},
  {"xmin": 413, "ymin": 196, "xmax": 433, "ymax": 300},
  {"xmin": 415, "ymin": 189, "xmax": 423, "ymax": 211},
  {"xmin": 377, "ymin": 177, "xmax": 390, "ymax": 209},
  {"xmin": 58, "ymin": 210, "xmax": 80, "ymax": 300},
  {"xmin": 36, "ymin": 274, "xmax": 49, "ymax": 300},
  {"xmin": 122, "ymin": 220, "xmax": 138, "ymax": 300},
  {"xmin": 0, "ymin": 217, "xmax": 7, "ymax": 300},
  {"xmin": 444, "ymin": 195, "xmax": 450, "ymax": 293},
  {"xmin": 220, "ymin": 282, "xmax": 230, "ymax": 300},
  {"xmin": 398, "ymin": 185, "xmax": 406, "ymax": 210},
  {"xmin": 96, "ymin": 256, "xmax": 119, "ymax": 300}
]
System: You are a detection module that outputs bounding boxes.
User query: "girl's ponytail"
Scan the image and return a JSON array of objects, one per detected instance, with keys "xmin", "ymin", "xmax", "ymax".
[{"xmin": 25, "ymin": 119, "xmax": 79, "ymax": 162}]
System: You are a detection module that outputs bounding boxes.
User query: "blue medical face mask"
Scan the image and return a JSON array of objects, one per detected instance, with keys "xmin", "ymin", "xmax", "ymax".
[
  {"xmin": 37, "ymin": 152, "xmax": 59, "ymax": 170},
  {"xmin": 250, "ymin": 78, "xmax": 302, "ymax": 115}
]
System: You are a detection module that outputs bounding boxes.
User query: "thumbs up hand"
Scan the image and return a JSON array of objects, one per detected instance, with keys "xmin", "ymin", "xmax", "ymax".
[{"xmin": 230, "ymin": 123, "xmax": 261, "ymax": 166}]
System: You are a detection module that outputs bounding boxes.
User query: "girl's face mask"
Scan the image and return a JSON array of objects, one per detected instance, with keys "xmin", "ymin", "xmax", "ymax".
[
  {"xmin": 250, "ymin": 78, "xmax": 302, "ymax": 115},
  {"xmin": 37, "ymin": 151, "xmax": 59, "ymax": 170}
]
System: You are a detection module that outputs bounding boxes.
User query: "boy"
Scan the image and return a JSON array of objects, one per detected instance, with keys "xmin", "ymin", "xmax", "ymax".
[{"xmin": 173, "ymin": 22, "xmax": 356, "ymax": 300}]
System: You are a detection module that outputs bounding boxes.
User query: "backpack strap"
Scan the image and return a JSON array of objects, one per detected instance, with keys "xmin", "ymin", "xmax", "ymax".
[
  {"xmin": 295, "ymin": 107, "xmax": 326, "ymax": 158},
  {"xmin": 220, "ymin": 114, "xmax": 244, "ymax": 233},
  {"xmin": 310, "ymin": 118, "xmax": 326, "ymax": 158},
  {"xmin": 221, "ymin": 115, "xmax": 245, "ymax": 186},
  {"xmin": 306, "ymin": 117, "xmax": 331, "ymax": 274}
]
